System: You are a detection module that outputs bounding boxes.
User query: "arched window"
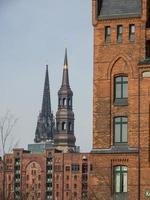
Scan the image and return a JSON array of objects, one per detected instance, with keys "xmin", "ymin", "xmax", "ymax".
[
  {"xmin": 114, "ymin": 117, "xmax": 128, "ymax": 144},
  {"xmin": 113, "ymin": 166, "xmax": 128, "ymax": 193},
  {"xmin": 63, "ymin": 98, "xmax": 67, "ymax": 106},
  {"xmin": 62, "ymin": 122, "xmax": 66, "ymax": 130}
]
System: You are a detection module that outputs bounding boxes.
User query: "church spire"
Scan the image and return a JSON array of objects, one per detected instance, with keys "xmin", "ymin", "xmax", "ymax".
[
  {"xmin": 41, "ymin": 64, "xmax": 51, "ymax": 117},
  {"xmin": 34, "ymin": 65, "xmax": 55, "ymax": 143},
  {"xmin": 61, "ymin": 48, "xmax": 70, "ymax": 87},
  {"xmin": 54, "ymin": 49, "xmax": 76, "ymax": 152}
]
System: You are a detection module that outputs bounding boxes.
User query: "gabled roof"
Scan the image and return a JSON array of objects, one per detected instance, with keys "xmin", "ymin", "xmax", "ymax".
[{"xmin": 98, "ymin": 0, "xmax": 141, "ymax": 20}]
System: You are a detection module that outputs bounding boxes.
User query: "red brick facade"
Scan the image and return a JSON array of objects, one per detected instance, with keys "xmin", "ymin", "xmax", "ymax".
[
  {"xmin": 91, "ymin": 0, "xmax": 150, "ymax": 199},
  {"xmin": 0, "ymin": 149, "xmax": 92, "ymax": 200}
]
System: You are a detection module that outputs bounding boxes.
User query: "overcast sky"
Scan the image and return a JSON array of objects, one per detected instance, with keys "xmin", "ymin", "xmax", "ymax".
[{"xmin": 0, "ymin": 0, "xmax": 93, "ymax": 152}]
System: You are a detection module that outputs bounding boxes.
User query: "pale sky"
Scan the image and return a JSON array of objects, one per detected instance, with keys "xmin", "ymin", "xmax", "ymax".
[{"xmin": 0, "ymin": 0, "xmax": 93, "ymax": 152}]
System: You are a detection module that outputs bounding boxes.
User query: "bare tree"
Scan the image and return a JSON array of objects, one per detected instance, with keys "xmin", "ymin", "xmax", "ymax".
[
  {"xmin": 0, "ymin": 111, "xmax": 18, "ymax": 200},
  {"xmin": 0, "ymin": 111, "xmax": 18, "ymax": 156}
]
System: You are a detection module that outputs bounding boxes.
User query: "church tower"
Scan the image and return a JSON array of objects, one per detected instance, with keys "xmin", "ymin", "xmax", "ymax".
[
  {"xmin": 54, "ymin": 49, "xmax": 76, "ymax": 152},
  {"xmin": 34, "ymin": 65, "xmax": 55, "ymax": 143}
]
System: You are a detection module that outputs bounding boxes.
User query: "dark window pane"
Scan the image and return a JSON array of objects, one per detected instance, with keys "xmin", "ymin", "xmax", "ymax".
[
  {"xmin": 115, "ymin": 124, "xmax": 120, "ymax": 142},
  {"xmin": 116, "ymin": 84, "xmax": 121, "ymax": 98},
  {"xmin": 122, "ymin": 124, "xmax": 128, "ymax": 142},
  {"xmin": 105, "ymin": 26, "xmax": 111, "ymax": 43}
]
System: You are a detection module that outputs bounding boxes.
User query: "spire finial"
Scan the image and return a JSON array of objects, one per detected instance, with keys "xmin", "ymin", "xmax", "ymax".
[
  {"xmin": 46, "ymin": 64, "xmax": 48, "ymax": 71},
  {"xmin": 64, "ymin": 48, "xmax": 68, "ymax": 69}
]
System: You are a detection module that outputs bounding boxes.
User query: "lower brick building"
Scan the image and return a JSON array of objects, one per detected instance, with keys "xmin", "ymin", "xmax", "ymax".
[{"xmin": 0, "ymin": 148, "xmax": 93, "ymax": 200}]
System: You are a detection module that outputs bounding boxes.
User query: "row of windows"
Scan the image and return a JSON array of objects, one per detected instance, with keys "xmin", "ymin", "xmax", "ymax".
[
  {"xmin": 57, "ymin": 122, "xmax": 73, "ymax": 131},
  {"xmin": 66, "ymin": 175, "xmax": 78, "ymax": 181},
  {"xmin": 105, "ymin": 24, "xmax": 135, "ymax": 43},
  {"xmin": 65, "ymin": 164, "xmax": 93, "ymax": 172},
  {"xmin": 59, "ymin": 98, "xmax": 72, "ymax": 107},
  {"xmin": 56, "ymin": 191, "xmax": 78, "ymax": 198}
]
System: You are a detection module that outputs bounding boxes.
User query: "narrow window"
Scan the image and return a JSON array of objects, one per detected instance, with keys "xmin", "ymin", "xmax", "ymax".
[
  {"xmin": 114, "ymin": 76, "xmax": 128, "ymax": 105},
  {"xmin": 105, "ymin": 26, "xmax": 111, "ymax": 43},
  {"xmin": 114, "ymin": 117, "xmax": 128, "ymax": 144},
  {"xmin": 66, "ymin": 184, "xmax": 69, "ymax": 190},
  {"xmin": 68, "ymin": 98, "xmax": 71, "ymax": 106},
  {"xmin": 74, "ymin": 192, "xmax": 77, "ymax": 198},
  {"xmin": 69, "ymin": 122, "xmax": 72, "ymax": 131},
  {"xmin": 114, "ymin": 166, "xmax": 128, "ymax": 193},
  {"xmin": 56, "ymin": 192, "xmax": 59, "ymax": 197},
  {"xmin": 59, "ymin": 98, "xmax": 61, "ymax": 106},
  {"xmin": 146, "ymin": 40, "xmax": 150, "ymax": 58},
  {"xmin": 146, "ymin": 1, "xmax": 150, "ymax": 27},
  {"xmin": 117, "ymin": 25, "xmax": 123, "ymax": 43},
  {"xmin": 63, "ymin": 98, "xmax": 67, "ymax": 106},
  {"xmin": 129, "ymin": 24, "xmax": 135, "ymax": 42},
  {"xmin": 57, "ymin": 122, "xmax": 59, "ymax": 131},
  {"xmin": 62, "ymin": 122, "xmax": 66, "ymax": 131},
  {"xmin": 65, "ymin": 166, "xmax": 70, "ymax": 171},
  {"xmin": 74, "ymin": 184, "xmax": 77, "ymax": 189}
]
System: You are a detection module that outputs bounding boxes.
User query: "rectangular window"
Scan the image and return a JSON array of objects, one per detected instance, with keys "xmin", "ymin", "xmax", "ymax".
[
  {"xmin": 114, "ymin": 117, "xmax": 128, "ymax": 144},
  {"xmin": 129, "ymin": 24, "xmax": 135, "ymax": 42},
  {"xmin": 146, "ymin": 40, "xmax": 150, "ymax": 58},
  {"xmin": 117, "ymin": 25, "xmax": 123, "ymax": 43},
  {"xmin": 71, "ymin": 164, "xmax": 80, "ymax": 172},
  {"xmin": 105, "ymin": 26, "xmax": 111, "ymax": 43},
  {"xmin": 65, "ymin": 166, "xmax": 70, "ymax": 171},
  {"xmin": 66, "ymin": 184, "xmax": 69, "ymax": 190},
  {"xmin": 54, "ymin": 165, "xmax": 61, "ymax": 172},
  {"xmin": 114, "ymin": 166, "xmax": 128, "ymax": 193},
  {"xmin": 114, "ymin": 76, "xmax": 128, "ymax": 105}
]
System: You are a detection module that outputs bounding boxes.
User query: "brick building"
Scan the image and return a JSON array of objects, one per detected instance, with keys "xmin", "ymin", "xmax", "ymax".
[
  {"xmin": 90, "ymin": 0, "xmax": 150, "ymax": 200},
  {"xmin": 1, "ymin": 0, "xmax": 150, "ymax": 200},
  {"xmin": 0, "ymin": 149, "xmax": 92, "ymax": 200}
]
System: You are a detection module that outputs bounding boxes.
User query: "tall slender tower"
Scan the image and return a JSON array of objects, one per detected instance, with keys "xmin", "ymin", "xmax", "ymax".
[
  {"xmin": 34, "ymin": 65, "xmax": 55, "ymax": 143},
  {"xmin": 54, "ymin": 49, "xmax": 76, "ymax": 152}
]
